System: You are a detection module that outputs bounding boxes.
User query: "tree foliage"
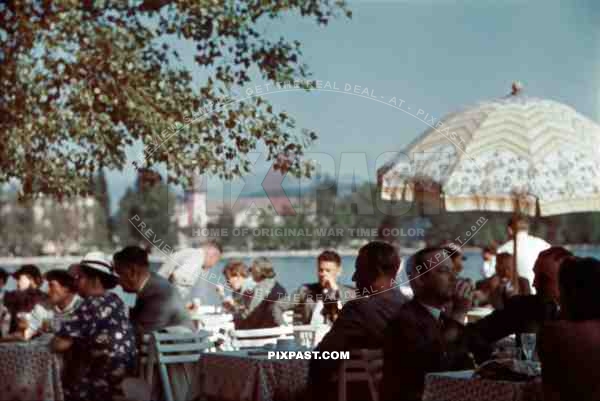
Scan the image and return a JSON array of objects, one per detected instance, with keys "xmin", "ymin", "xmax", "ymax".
[
  {"xmin": 116, "ymin": 175, "xmax": 177, "ymax": 248},
  {"xmin": 0, "ymin": 0, "xmax": 351, "ymax": 198}
]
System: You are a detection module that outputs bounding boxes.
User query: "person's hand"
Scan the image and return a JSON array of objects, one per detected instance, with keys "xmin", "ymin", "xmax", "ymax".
[
  {"xmin": 40, "ymin": 319, "xmax": 52, "ymax": 333},
  {"xmin": 215, "ymin": 285, "xmax": 225, "ymax": 297},
  {"xmin": 322, "ymin": 275, "xmax": 339, "ymax": 292},
  {"xmin": 450, "ymin": 279, "xmax": 474, "ymax": 322}
]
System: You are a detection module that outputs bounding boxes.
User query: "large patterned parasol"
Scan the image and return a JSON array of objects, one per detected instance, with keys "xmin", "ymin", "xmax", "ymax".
[
  {"xmin": 379, "ymin": 83, "xmax": 600, "ymax": 216},
  {"xmin": 379, "ymin": 83, "xmax": 600, "ymax": 292}
]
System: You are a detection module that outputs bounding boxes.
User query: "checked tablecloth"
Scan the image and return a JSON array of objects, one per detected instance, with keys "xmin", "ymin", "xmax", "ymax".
[
  {"xmin": 0, "ymin": 336, "xmax": 63, "ymax": 401},
  {"xmin": 423, "ymin": 370, "xmax": 543, "ymax": 401},
  {"xmin": 199, "ymin": 351, "xmax": 309, "ymax": 401}
]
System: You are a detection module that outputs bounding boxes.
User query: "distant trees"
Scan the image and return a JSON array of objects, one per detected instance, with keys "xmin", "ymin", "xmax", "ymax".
[{"xmin": 116, "ymin": 171, "xmax": 177, "ymax": 250}]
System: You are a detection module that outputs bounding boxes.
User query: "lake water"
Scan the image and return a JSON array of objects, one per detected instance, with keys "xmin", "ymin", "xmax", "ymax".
[{"xmin": 3, "ymin": 247, "xmax": 599, "ymax": 306}]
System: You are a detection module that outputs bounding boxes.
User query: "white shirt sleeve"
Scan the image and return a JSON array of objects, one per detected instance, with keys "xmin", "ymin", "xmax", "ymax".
[
  {"xmin": 29, "ymin": 304, "xmax": 53, "ymax": 333},
  {"xmin": 165, "ymin": 248, "xmax": 205, "ymax": 287}
]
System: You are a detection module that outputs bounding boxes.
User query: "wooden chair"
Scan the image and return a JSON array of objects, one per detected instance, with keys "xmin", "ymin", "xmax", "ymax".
[
  {"xmin": 336, "ymin": 349, "xmax": 383, "ymax": 401},
  {"xmin": 230, "ymin": 325, "xmax": 294, "ymax": 349},
  {"xmin": 138, "ymin": 334, "xmax": 155, "ymax": 388},
  {"xmin": 152, "ymin": 330, "xmax": 212, "ymax": 401}
]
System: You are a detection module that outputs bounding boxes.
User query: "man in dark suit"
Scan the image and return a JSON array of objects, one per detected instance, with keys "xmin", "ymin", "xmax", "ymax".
[
  {"xmin": 309, "ymin": 241, "xmax": 408, "ymax": 401},
  {"xmin": 291, "ymin": 250, "xmax": 356, "ymax": 325},
  {"xmin": 381, "ymin": 247, "xmax": 475, "ymax": 401},
  {"xmin": 465, "ymin": 246, "xmax": 573, "ymax": 346},
  {"xmin": 113, "ymin": 246, "xmax": 193, "ymax": 335}
]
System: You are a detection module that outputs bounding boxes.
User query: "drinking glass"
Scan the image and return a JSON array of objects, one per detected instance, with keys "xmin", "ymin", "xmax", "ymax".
[{"xmin": 520, "ymin": 333, "xmax": 536, "ymax": 361}]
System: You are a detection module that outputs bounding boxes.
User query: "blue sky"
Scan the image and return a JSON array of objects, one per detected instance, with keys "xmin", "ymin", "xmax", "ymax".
[{"xmin": 107, "ymin": 0, "xmax": 600, "ymax": 211}]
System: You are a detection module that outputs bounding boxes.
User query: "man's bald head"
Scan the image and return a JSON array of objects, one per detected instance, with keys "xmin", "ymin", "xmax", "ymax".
[{"xmin": 533, "ymin": 246, "xmax": 573, "ymax": 302}]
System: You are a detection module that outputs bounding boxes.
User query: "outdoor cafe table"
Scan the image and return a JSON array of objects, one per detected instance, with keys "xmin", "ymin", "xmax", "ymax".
[
  {"xmin": 422, "ymin": 370, "xmax": 543, "ymax": 401},
  {"xmin": 0, "ymin": 334, "xmax": 63, "ymax": 401},
  {"xmin": 198, "ymin": 349, "xmax": 309, "ymax": 401}
]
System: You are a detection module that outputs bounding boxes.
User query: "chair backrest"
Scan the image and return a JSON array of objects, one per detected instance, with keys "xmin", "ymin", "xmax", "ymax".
[
  {"xmin": 293, "ymin": 324, "xmax": 331, "ymax": 348},
  {"xmin": 336, "ymin": 349, "xmax": 383, "ymax": 401},
  {"xmin": 152, "ymin": 330, "xmax": 212, "ymax": 401},
  {"xmin": 231, "ymin": 325, "xmax": 294, "ymax": 349},
  {"xmin": 139, "ymin": 334, "xmax": 154, "ymax": 386}
]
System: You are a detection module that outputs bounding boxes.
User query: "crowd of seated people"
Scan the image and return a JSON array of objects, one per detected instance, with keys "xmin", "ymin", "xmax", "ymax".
[
  {"xmin": 1, "ymin": 237, "xmax": 599, "ymax": 401},
  {"xmin": 473, "ymin": 252, "xmax": 531, "ymax": 309}
]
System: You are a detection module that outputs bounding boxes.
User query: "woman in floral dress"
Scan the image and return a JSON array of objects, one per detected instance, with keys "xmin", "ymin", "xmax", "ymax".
[{"xmin": 52, "ymin": 253, "xmax": 137, "ymax": 401}]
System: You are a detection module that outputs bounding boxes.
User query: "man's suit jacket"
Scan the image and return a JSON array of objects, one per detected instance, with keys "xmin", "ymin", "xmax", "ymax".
[
  {"xmin": 465, "ymin": 294, "xmax": 559, "ymax": 346},
  {"xmin": 131, "ymin": 273, "xmax": 193, "ymax": 335},
  {"xmin": 309, "ymin": 289, "xmax": 408, "ymax": 401},
  {"xmin": 540, "ymin": 320, "xmax": 600, "ymax": 401},
  {"xmin": 380, "ymin": 299, "xmax": 474, "ymax": 401},
  {"xmin": 292, "ymin": 283, "xmax": 356, "ymax": 324}
]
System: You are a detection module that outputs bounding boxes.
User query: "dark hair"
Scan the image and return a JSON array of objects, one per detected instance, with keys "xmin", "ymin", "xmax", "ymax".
[
  {"xmin": 540, "ymin": 246, "xmax": 573, "ymax": 261},
  {"xmin": 496, "ymin": 252, "xmax": 512, "ymax": 262},
  {"xmin": 223, "ymin": 260, "xmax": 248, "ymax": 278},
  {"xmin": 317, "ymin": 250, "xmax": 341, "ymax": 267},
  {"xmin": 559, "ymin": 257, "xmax": 600, "ymax": 321},
  {"xmin": 507, "ymin": 215, "xmax": 529, "ymax": 231},
  {"xmin": 358, "ymin": 241, "xmax": 400, "ymax": 278},
  {"xmin": 0, "ymin": 268, "xmax": 8, "ymax": 284},
  {"xmin": 13, "ymin": 264, "xmax": 43, "ymax": 287},
  {"xmin": 80, "ymin": 265, "xmax": 118, "ymax": 290},
  {"xmin": 113, "ymin": 246, "xmax": 149, "ymax": 270},
  {"xmin": 45, "ymin": 270, "xmax": 77, "ymax": 293},
  {"xmin": 407, "ymin": 247, "xmax": 447, "ymax": 278},
  {"xmin": 482, "ymin": 246, "xmax": 494, "ymax": 254},
  {"xmin": 206, "ymin": 240, "xmax": 223, "ymax": 254}
]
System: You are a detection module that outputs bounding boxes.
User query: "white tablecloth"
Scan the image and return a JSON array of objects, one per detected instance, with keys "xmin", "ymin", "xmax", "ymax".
[
  {"xmin": 199, "ymin": 350, "xmax": 309, "ymax": 401},
  {"xmin": 0, "ymin": 335, "xmax": 63, "ymax": 401}
]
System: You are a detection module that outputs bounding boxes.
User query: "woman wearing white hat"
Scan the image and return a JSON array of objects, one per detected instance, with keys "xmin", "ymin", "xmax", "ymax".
[{"xmin": 52, "ymin": 252, "xmax": 137, "ymax": 401}]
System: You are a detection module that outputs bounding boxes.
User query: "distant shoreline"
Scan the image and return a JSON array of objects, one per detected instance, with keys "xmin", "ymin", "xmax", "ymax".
[{"xmin": 0, "ymin": 244, "xmax": 597, "ymax": 268}]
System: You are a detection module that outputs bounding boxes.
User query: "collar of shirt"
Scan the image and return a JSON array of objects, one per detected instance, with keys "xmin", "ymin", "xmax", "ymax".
[
  {"xmin": 55, "ymin": 294, "xmax": 81, "ymax": 315},
  {"xmin": 138, "ymin": 274, "xmax": 151, "ymax": 293},
  {"xmin": 420, "ymin": 302, "xmax": 443, "ymax": 320}
]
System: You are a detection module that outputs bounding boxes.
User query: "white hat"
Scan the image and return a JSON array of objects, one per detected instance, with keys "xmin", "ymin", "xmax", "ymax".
[{"xmin": 80, "ymin": 252, "xmax": 118, "ymax": 277}]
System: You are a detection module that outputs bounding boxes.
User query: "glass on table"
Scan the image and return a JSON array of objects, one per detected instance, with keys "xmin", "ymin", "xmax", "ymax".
[{"xmin": 520, "ymin": 333, "xmax": 537, "ymax": 361}]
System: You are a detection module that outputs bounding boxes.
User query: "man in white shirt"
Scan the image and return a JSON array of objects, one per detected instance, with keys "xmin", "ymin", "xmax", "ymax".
[
  {"xmin": 480, "ymin": 247, "xmax": 496, "ymax": 279},
  {"xmin": 157, "ymin": 240, "xmax": 223, "ymax": 304},
  {"xmin": 496, "ymin": 216, "xmax": 550, "ymax": 294}
]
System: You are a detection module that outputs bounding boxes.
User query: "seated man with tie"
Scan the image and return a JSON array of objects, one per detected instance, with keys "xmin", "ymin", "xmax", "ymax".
[
  {"xmin": 291, "ymin": 250, "xmax": 356, "ymax": 325},
  {"xmin": 381, "ymin": 247, "xmax": 475, "ymax": 401}
]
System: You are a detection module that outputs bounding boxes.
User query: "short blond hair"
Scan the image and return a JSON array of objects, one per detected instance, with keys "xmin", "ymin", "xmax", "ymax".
[{"xmin": 251, "ymin": 257, "xmax": 276, "ymax": 280}]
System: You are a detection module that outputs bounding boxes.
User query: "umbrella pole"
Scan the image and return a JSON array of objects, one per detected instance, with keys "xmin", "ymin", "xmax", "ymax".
[{"xmin": 511, "ymin": 211, "xmax": 519, "ymax": 295}]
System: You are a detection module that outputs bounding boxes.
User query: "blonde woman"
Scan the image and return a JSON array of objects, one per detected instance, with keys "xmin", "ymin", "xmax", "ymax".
[{"xmin": 234, "ymin": 257, "xmax": 287, "ymax": 330}]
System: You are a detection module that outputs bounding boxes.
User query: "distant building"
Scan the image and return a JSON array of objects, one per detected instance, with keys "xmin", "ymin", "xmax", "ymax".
[
  {"xmin": 175, "ymin": 174, "xmax": 209, "ymax": 247},
  {"xmin": 32, "ymin": 195, "xmax": 100, "ymax": 255}
]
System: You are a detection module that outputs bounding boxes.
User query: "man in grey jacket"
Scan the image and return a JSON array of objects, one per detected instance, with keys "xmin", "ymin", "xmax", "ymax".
[{"xmin": 113, "ymin": 246, "xmax": 193, "ymax": 335}]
